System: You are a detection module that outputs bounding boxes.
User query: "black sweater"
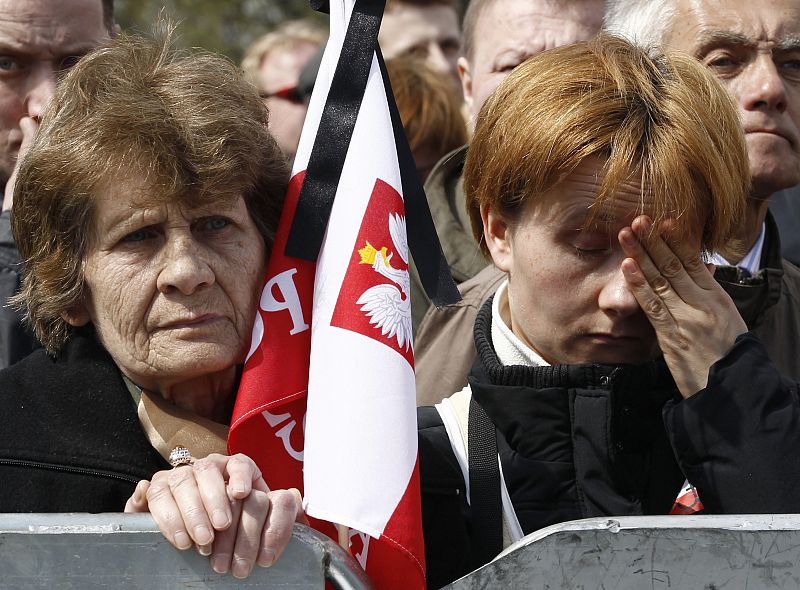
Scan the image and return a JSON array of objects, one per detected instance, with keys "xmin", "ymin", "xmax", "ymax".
[{"xmin": 0, "ymin": 332, "xmax": 168, "ymax": 512}]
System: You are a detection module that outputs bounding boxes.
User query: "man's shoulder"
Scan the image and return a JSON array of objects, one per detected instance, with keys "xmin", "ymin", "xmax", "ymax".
[
  {"xmin": 457, "ymin": 265, "xmax": 506, "ymax": 307},
  {"xmin": 422, "ymin": 265, "xmax": 504, "ymax": 321},
  {"xmin": 774, "ymin": 256, "xmax": 800, "ymax": 306},
  {"xmin": 781, "ymin": 256, "xmax": 800, "ymax": 285},
  {"xmin": 414, "ymin": 268, "xmax": 503, "ymax": 406},
  {"xmin": 424, "ymin": 144, "xmax": 467, "ymax": 198}
]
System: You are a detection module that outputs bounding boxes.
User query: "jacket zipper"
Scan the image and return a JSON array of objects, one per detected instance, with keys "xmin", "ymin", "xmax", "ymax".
[{"xmin": 0, "ymin": 458, "xmax": 141, "ymax": 484}]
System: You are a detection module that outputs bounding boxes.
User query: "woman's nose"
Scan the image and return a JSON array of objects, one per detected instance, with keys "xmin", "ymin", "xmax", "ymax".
[
  {"xmin": 598, "ymin": 265, "xmax": 641, "ymax": 318},
  {"xmin": 156, "ymin": 238, "xmax": 215, "ymax": 295}
]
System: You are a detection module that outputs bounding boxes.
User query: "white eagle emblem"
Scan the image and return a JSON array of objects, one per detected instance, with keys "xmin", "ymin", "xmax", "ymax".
[{"xmin": 356, "ymin": 213, "xmax": 412, "ymax": 351}]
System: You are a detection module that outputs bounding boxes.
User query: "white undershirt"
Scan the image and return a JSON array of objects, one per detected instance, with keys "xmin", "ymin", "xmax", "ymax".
[{"xmin": 491, "ymin": 280, "xmax": 549, "ymax": 368}]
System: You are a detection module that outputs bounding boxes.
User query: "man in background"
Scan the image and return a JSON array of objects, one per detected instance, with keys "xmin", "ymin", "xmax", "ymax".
[
  {"xmin": 605, "ymin": 0, "xmax": 800, "ymax": 379},
  {"xmin": 379, "ymin": 0, "xmax": 462, "ymax": 87},
  {"xmin": 242, "ymin": 19, "xmax": 326, "ymax": 164},
  {"xmin": 0, "ymin": 0, "xmax": 114, "ymax": 368},
  {"xmin": 412, "ymin": 0, "xmax": 604, "ymax": 400}
]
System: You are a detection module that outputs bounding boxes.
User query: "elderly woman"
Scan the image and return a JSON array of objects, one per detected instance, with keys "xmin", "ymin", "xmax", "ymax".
[{"xmin": 0, "ymin": 32, "xmax": 302, "ymax": 577}]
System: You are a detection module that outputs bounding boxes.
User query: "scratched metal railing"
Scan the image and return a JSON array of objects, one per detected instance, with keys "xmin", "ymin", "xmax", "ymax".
[
  {"xmin": 445, "ymin": 514, "xmax": 800, "ymax": 589},
  {"xmin": 5, "ymin": 513, "xmax": 800, "ymax": 589},
  {"xmin": 0, "ymin": 513, "xmax": 373, "ymax": 590}
]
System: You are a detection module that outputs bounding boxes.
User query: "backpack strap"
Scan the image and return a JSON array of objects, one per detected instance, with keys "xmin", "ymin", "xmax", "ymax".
[{"xmin": 467, "ymin": 395, "xmax": 502, "ymax": 569}]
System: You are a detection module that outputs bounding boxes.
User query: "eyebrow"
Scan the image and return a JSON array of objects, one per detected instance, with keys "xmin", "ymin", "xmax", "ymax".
[
  {"xmin": 776, "ymin": 35, "xmax": 800, "ymax": 52},
  {"xmin": 695, "ymin": 30, "xmax": 800, "ymax": 54},
  {"xmin": 0, "ymin": 39, "xmax": 99, "ymax": 60}
]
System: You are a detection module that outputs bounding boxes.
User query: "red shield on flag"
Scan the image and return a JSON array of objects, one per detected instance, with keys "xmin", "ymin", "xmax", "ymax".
[{"xmin": 331, "ymin": 178, "xmax": 414, "ymax": 368}]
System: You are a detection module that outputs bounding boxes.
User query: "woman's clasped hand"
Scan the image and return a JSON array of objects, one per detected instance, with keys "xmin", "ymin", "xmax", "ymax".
[{"xmin": 125, "ymin": 454, "xmax": 306, "ymax": 578}]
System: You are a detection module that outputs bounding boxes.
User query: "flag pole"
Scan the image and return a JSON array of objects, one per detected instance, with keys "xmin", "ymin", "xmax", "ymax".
[{"xmin": 337, "ymin": 523, "xmax": 350, "ymax": 550}]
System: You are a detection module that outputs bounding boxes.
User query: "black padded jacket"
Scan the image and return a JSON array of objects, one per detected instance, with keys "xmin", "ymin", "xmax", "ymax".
[{"xmin": 418, "ymin": 299, "xmax": 800, "ymax": 589}]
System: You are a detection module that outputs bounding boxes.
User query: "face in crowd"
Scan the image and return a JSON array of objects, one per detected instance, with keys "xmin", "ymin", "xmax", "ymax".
[
  {"xmin": 485, "ymin": 158, "xmax": 688, "ymax": 364},
  {"xmin": 13, "ymin": 35, "xmax": 287, "ymax": 401},
  {"xmin": 0, "ymin": 0, "xmax": 110, "ymax": 186},
  {"xmin": 460, "ymin": 0, "xmax": 603, "ymax": 122},
  {"xmin": 379, "ymin": 1, "xmax": 461, "ymax": 87},
  {"xmin": 467, "ymin": 37, "xmax": 749, "ymax": 366},
  {"xmin": 75, "ymin": 188, "xmax": 267, "ymax": 395},
  {"xmin": 666, "ymin": 0, "xmax": 800, "ymax": 198},
  {"xmin": 255, "ymin": 40, "xmax": 320, "ymax": 164}
]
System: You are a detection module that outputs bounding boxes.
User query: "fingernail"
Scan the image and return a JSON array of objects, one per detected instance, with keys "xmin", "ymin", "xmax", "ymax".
[
  {"xmin": 258, "ymin": 548, "xmax": 276, "ymax": 568},
  {"xmin": 232, "ymin": 557, "xmax": 253, "ymax": 579},
  {"xmin": 174, "ymin": 531, "xmax": 191, "ymax": 549},
  {"xmin": 620, "ymin": 258, "xmax": 639, "ymax": 275},
  {"xmin": 211, "ymin": 554, "xmax": 230, "ymax": 574},
  {"xmin": 230, "ymin": 482, "xmax": 245, "ymax": 495},
  {"xmin": 194, "ymin": 525, "xmax": 213, "ymax": 546},
  {"xmin": 211, "ymin": 509, "xmax": 230, "ymax": 529},
  {"xmin": 197, "ymin": 543, "xmax": 212, "ymax": 557}
]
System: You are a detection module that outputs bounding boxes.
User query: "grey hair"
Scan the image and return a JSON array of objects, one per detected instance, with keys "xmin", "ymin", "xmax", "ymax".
[{"xmin": 603, "ymin": 0, "xmax": 676, "ymax": 52}]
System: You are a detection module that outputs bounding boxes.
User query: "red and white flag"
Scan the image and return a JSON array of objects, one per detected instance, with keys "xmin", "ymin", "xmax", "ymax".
[{"xmin": 229, "ymin": 2, "xmax": 425, "ymax": 588}]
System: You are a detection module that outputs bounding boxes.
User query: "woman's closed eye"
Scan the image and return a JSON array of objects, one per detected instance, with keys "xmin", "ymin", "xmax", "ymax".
[
  {"xmin": 573, "ymin": 245, "xmax": 611, "ymax": 259},
  {"xmin": 572, "ymin": 231, "xmax": 612, "ymax": 259}
]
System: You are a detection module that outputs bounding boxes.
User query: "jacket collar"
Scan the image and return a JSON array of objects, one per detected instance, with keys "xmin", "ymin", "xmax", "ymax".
[{"xmin": 715, "ymin": 210, "xmax": 784, "ymax": 327}]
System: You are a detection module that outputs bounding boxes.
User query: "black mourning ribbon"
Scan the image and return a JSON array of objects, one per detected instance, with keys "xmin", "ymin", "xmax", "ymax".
[{"xmin": 285, "ymin": 0, "xmax": 461, "ymax": 308}]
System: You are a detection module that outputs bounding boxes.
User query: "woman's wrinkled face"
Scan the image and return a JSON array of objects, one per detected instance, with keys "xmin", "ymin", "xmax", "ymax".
[
  {"xmin": 68, "ymin": 184, "xmax": 266, "ymax": 391},
  {"xmin": 484, "ymin": 158, "xmax": 703, "ymax": 366}
]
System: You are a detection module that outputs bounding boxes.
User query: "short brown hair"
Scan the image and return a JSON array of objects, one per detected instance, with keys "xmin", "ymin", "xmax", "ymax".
[
  {"xmin": 12, "ymin": 30, "xmax": 288, "ymax": 354},
  {"xmin": 387, "ymin": 57, "xmax": 467, "ymax": 165},
  {"xmin": 465, "ymin": 34, "xmax": 749, "ymax": 256}
]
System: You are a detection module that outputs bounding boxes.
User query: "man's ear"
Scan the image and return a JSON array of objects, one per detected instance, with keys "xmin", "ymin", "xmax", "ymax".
[
  {"xmin": 482, "ymin": 204, "xmax": 513, "ymax": 273},
  {"xmin": 62, "ymin": 306, "xmax": 90, "ymax": 327},
  {"xmin": 458, "ymin": 56, "xmax": 474, "ymax": 121}
]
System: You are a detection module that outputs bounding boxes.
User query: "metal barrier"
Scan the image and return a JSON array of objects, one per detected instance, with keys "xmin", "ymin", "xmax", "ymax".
[
  {"xmin": 0, "ymin": 513, "xmax": 373, "ymax": 590},
  {"xmin": 445, "ymin": 514, "xmax": 800, "ymax": 589}
]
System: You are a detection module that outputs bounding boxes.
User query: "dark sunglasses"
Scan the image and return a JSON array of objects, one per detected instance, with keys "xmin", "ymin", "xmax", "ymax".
[{"xmin": 259, "ymin": 86, "xmax": 305, "ymax": 105}]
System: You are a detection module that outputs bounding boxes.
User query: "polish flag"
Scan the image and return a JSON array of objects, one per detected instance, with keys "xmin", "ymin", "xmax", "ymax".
[{"xmin": 229, "ymin": 1, "xmax": 426, "ymax": 588}]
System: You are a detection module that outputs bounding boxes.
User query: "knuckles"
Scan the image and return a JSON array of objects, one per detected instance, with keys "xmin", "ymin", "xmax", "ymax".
[
  {"xmin": 267, "ymin": 489, "xmax": 299, "ymax": 515},
  {"xmin": 192, "ymin": 456, "xmax": 218, "ymax": 474},
  {"xmin": 660, "ymin": 256, "xmax": 684, "ymax": 278},
  {"xmin": 167, "ymin": 465, "xmax": 195, "ymax": 488},
  {"xmin": 643, "ymin": 297, "xmax": 666, "ymax": 317}
]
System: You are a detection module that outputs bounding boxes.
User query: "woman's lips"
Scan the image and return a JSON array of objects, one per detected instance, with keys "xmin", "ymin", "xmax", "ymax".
[
  {"xmin": 586, "ymin": 333, "xmax": 642, "ymax": 345},
  {"xmin": 158, "ymin": 314, "xmax": 224, "ymax": 330}
]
